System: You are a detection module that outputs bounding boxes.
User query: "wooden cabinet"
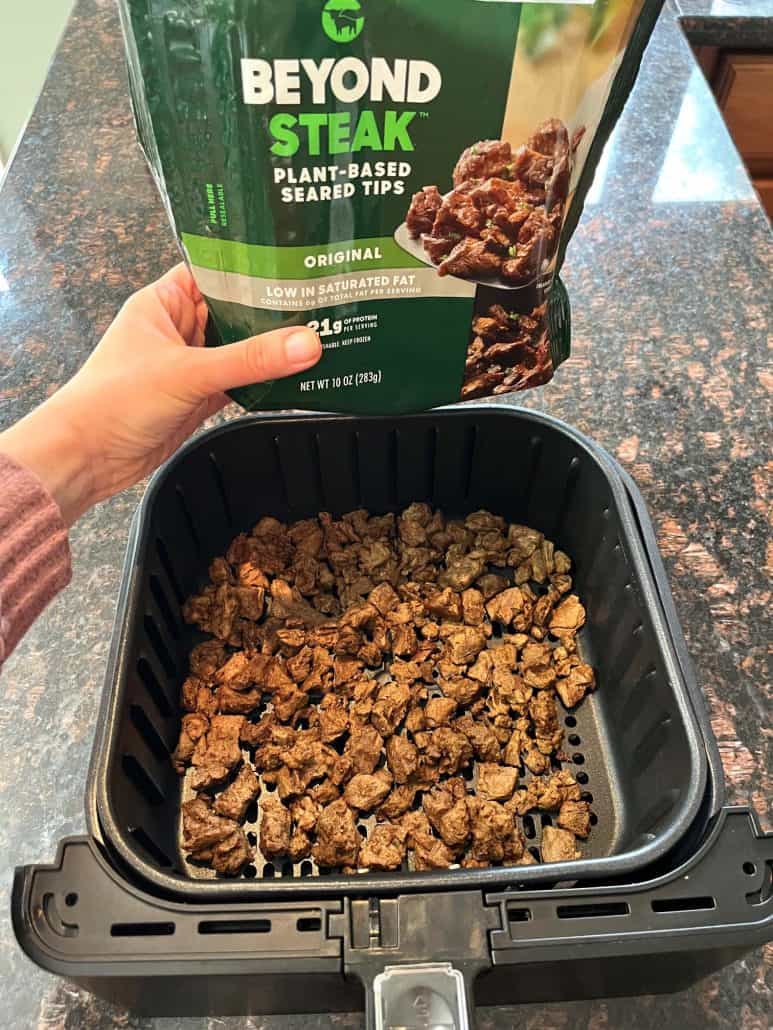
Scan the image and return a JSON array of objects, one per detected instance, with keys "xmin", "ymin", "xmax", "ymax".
[
  {"xmin": 715, "ymin": 53, "xmax": 773, "ymax": 177},
  {"xmin": 694, "ymin": 47, "xmax": 773, "ymax": 218}
]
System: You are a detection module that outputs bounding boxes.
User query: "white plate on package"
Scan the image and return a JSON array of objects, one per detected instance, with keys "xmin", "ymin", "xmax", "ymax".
[{"xmin": 393, "ymin": 220, "xmax": 547, "ymax": 293}]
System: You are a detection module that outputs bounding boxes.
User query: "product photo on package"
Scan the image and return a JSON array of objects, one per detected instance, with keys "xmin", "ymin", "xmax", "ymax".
[{"xmin": 120, "ymin": 0, "xmax": 663, "ymax": 413}]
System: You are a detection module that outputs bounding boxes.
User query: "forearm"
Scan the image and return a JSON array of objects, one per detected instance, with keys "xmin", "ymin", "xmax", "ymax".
[{"xmin": 0, "ymin": 450, "xmax": 72, "ymax": 670}]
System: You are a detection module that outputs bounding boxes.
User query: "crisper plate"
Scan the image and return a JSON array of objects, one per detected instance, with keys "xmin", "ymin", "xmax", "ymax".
[{"xmin": 91, "ymin": 407, "xmax": 707, "ymax": 898}]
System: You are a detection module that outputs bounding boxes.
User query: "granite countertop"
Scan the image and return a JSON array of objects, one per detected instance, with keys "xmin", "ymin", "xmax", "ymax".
[{"xmin": 0, "ymin": 0, "xmax": 771, "ymax": 1026}]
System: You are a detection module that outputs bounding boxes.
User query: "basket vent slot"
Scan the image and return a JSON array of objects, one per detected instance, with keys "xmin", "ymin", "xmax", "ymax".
[
  {"xmin": 155, "ymin": 537, "xmax": 184, "ymax": 604},
  {"xmin": 137, "ymin": 657, "xmax": 173, "ymax": 719},
  {"xmin": 462, "ymin": 424, "xmax": 478, "ymax": 499},
  {"xmin": 121, "ymin": 755, "xmax": 165, "ymax": 806},
  {"xmin": 651, "ymin": 896, "xmax": 715, "ymax": 914},
  {"xmin": 297, "ymin": 916, "xmax": 322, "ymax": 932},
  {"xmin": 149, "ymin": 574, "xmax": 180, "ymax": 640},
  {"xmin": 209, "ymin": 451, "xmax": 233, "ymax": 527},
  {"xmin": 631, "ymin": 711, "xmax": 672, "ymax": 773},
  {"xmin": 129, "ymin": 826, "xmax": 173, "ymax": 867},
  {"xmin": 175, "ymin": 485, "xmax": 201, "ymax": 554},
  {"xmin": 507, "ymin": 907, "xmax": 532, "ymax": 924},
  {"xmin": 143, "ymin": 615, "xmax": 177, "ymax": 679},
  {"xmin": 198, "ymin": 919, "xmax": 271, "ymax": 935},
  {"xmin": 129, "ymin": 704, "xmax": 170, "ymax": 762},
  {"xmin": 111, "ymin": 921, "xmax": 175, "ymax": 937},
  {"xmin": 557, "ymin": 901, "xmax": 630, "ymax": 919}
]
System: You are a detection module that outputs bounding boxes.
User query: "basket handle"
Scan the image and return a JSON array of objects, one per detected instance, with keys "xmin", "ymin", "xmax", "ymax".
[{"xmin": 366, "ymin": 961, "xmax": 473, "ymax": 1030}]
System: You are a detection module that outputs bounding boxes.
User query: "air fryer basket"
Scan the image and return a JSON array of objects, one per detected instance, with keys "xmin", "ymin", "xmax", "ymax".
[{"xmin": 92, "ymin": 408, "xmax": 707, "ymax": 898}]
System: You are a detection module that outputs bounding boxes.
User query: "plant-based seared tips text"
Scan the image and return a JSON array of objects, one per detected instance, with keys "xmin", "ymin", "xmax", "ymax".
[
  {"xmin": 173, "ymin": 505, "xmax": 597, "ymax": 876},
  {"xmin": 406, "ymin": 119, "xmax": 580, "ymax": 285}
]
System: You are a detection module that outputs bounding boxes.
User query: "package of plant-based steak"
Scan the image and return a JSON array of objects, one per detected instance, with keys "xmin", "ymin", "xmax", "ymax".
[{"xmin": 120, "ymin": 0, "xmax": 662, "ymax": 413}]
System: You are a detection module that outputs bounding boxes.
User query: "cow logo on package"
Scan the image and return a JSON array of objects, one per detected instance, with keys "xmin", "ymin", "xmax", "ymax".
[{"xmin": 322, "ymin": 0, "xmax": 365, "ymax": 43}]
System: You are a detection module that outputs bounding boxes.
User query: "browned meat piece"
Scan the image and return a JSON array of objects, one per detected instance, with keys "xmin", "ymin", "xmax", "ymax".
[
  {"xmin": 529, "ymin": 692, "xmax": 559, "ymax": 735},
  {"xmin": 189, "ymin": 640, "xmax": 228, "ymax": 681},
  {"xmin": 528, "ymin": 118, "xmax": 569, "ymax": 158},
  {"xmin": 424, "ymin": 696, "xmax": 457, "ymax": 727},
  {"xmin": 360, "ymin": 823, "xmax": 407, "ymax": 870},
  {"xmin": 213, "ymin": 765, "xmax": 260, "ymax": 822},
  {"xmin": 425, "ymin": 726, "xmax": 473, "ymax": 776},
  {"xmin": 347, "ymin": 721, "xmax": 384, "ymax": 775},
  {"xmin": 442, "ymin": 626, "xmax": 487, "ymax": 665},
  {"xmin": 455, "ymin": 715, "xmax": 500, "ymax": 761},
  {"xmin": 523, "ymin": 745, "xmax": 550, "ymax": 775},
  {"xmin": 385, "ymin": 735, "xmax": 419, "ymax": 784},
  {"xmin": 313, "ymin": 799, "xmax": 360, "ymax": 868},
  {"xmin": 182, "ymin": 798, "xmax": 238, "ymax": 854},
  {"xmin": 277, "ymin": 765, "xmax": 303, "ymax": 802},
  {"xmin": 192, "ymin": 714, "xmax": 244, "ymax": 772},
  {"xmin": 344, "ymin": 772, "xmax": 393, "ymax": 812},
  {"xmin": 286, "ymin": 646, "xmax": 314, "ymax": 684},
  {"xmin": 502, "ymin": 726, "xmax": 529, "ymax": 767},
  {"xmin": 461, "ymin": 588, "xmax": 486, "ymax": 626},
  {"xmin": 172, "ymin": 713, "xmax": 210, "ymax": 772},
  {"xmin": 412, "ymin": 831, "xmax": 455, "ymax": 871},
  {"xmin": 209, "ymin": 829, "xmax": 252, "ymax": 875},
  {"xmin": 391, "ymin": 623, "xmax": 419, "ymax": 658},
  {"xmin": 190, "ymin": 762, "xmax": 231, "ymax": 792},
  {"xmin": 477, "ymin": 763, "xmax": 518, "ymax": 801},
  {"xmin": 440, "ymin": 677, "xmax": 483, "ymax": 707},
  {"xmin": 486, "ymin": 587, "xmax": 526, "ymax": 626},
  {"xmin": 270, "ymin": 579, "xmax": 328, "ymax": 627},
  {"xmin": 368, "ymin": 582, "xmax": 400, "ymax": 616},
  {"xmin": 426, "ymin": 588, "xmax": 463, "ymax": 622},
  {"xmin": 288, "ymin": 829, "xmax": 312, "ymax": 861},
  {"xmin": 549, "ymin": 595, "xmax": 586, "ymax": 636},
  {"xmin": 555, "ymin": 662, "xmax": 595, "ymax": 708},
  {"xmin": 318, "ymin": 693, "xmax": 349, "ymax": 742},
  {"xmin": 541, "ymin": 825, "xmax": 581, "ymax": 863},
  {"xmin": 308, "ymin": 779, "xmax": 341, "ymax": 805},
  {"xmin": 237, "ymin": 561, "xmax": 270, "ymax": 589},
  {"xmin": 181, "ymin": 675, "xmax": 206, "ymax": 711},
  {"xmin": 466, "ymin": 797, "xmax": 524, "ymax": 864},
  {"xmin": 216, "ymin": 685, "xmax": 261, "ymax": 715},
  {"xmin": 291, "ymin": 795, "xmax": 320, "ymax": 834},
  {"xmin": 371, "ymin": 682, "xmax": 411, "ymax": 736},
  {"xmin": 406, "ymin": 185, "xmax": 443, "ymax": 238},
  {"xmin": 378, "ymin": 784, "xmax": 418, "ymax": 820},
  {"xmin": 259, "ymin": 795, "xmax": 291, "ymax": 859},
  {"xmin": 423, "ymin": 782, "xmax": 471, "ymax": 850},
  {"xmin": 453, "ymin": 139, "xmax": 512, "ymax": 186},
  {"xmin": 438, "ymin": 238, "xmax": 501, "ymax": 280},
  {"xmin": 273, "ymin": 683, "xmax": 309, "ymax": 723},
  {"xmin": 557, "ymin": 799, "xmax": 592, "ymax": 838}
]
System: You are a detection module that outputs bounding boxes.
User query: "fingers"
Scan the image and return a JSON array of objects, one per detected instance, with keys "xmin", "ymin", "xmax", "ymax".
[{"xmin": 185, "ymin": 325, "xmax": 322, "ymax": 397}]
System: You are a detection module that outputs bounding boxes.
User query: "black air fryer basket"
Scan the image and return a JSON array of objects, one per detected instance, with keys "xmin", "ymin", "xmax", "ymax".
[{"xmin": 13, "ymin": 408, "xmax": 772, "ymax": 1026}]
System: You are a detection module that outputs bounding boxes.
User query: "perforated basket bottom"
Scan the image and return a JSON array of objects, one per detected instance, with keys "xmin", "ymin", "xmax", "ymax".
[{"xmin": 177, "ymin": 630, "xmax": 617, "ymax": 882}]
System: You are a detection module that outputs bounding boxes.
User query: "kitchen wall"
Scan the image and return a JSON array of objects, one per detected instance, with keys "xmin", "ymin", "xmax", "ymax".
[{"xmin": 0, "ymin": 1, "xmax": 75, "ymax": 165}]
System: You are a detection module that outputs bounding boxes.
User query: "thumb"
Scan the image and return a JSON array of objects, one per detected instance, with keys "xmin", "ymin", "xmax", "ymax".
[{"xmin": 186, "ymin": 325, "xmax": 321, "ymax": 397}]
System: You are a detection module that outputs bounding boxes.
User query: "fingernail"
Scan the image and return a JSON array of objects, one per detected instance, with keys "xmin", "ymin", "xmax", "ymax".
[{"xmin": 285, "ymin": 330, "xmax": 320, "ymax": 370}]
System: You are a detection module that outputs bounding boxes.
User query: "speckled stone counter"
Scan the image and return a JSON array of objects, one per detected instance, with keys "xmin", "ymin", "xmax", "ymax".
[
  {"xmin": 0, "ymin": 0, "xmax": 771, "ymax": 1027},
  {"xmin": 678, "ymin": 0, "xmax": 773, "ymax": 46}
]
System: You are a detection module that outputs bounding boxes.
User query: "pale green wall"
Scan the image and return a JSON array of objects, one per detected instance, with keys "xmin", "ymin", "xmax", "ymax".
[{"xmin": 0, "ymin": 1, "xmax": 75, "ymax": 162}]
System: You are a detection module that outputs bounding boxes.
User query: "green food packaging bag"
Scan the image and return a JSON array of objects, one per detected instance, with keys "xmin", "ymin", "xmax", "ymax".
[{"xmin": 119, "ymin": 0, "xmax": 662, "ymax": 413}]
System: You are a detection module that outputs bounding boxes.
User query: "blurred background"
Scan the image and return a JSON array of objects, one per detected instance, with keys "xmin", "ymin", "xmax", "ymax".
[{"xmin": 0, "ymin": 1, "xmax": 75, "ymax": 171}]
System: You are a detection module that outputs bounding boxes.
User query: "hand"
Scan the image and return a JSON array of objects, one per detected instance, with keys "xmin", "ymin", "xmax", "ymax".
[{"xmin": 0, "ymin": 264, "xmax": 321, "ymax": 525}]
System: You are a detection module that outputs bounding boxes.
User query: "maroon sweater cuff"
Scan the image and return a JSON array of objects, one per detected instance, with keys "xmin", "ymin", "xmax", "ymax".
[{"xmin": 0, "ymin": 452, "xmax": 72, "ymax": 669}]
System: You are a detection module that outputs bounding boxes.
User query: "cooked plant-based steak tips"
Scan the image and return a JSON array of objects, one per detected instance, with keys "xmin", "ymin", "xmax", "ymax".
[
  {"xmin": 405, "ymin": 120, "xmax": 576, "ymax": 287},
  {"xmin": 175, "ymin": 504, "xmax": 597, "ymax": 875},
  {"xmin": 541, "ymin": 825, "xmax": 582, "ymax": 864}
]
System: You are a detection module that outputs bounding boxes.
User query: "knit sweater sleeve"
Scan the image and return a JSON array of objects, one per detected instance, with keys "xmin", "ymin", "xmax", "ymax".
[{"xmin": 0, "ymin": 452, "xmax": 72, "ymax": 670}]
